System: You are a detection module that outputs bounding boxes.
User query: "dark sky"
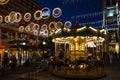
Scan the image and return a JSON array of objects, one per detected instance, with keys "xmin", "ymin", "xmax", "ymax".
[{"xmin": 35, "ymin": 0, "xmax": 103, "ymax": 29}]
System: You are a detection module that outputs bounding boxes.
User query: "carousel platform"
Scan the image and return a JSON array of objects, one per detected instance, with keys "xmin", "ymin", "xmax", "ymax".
[{"xmin": 52, "ymin": 66, "xmax": 106, "ymax": 80}]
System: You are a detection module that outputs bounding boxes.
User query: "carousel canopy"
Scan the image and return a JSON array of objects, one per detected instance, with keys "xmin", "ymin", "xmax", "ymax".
[
  {"xmin": 54, "ymin": 25, "xmax": 105, "ymax": 38},
  {"xmin": 77, "ymin": 25, "xmax": 105, "ymax": 37}
]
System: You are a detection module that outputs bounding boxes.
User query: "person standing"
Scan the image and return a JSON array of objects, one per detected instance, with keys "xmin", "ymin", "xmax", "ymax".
[
  {"xmin": 2, "ymin": 52, "xmax": 9, "ymax": 70},
  {"xmin": 18, "ymin": 53, "xmax": 22, "ymax": 66}
]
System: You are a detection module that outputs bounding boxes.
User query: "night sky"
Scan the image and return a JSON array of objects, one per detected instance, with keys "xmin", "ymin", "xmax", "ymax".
[{"xmin": 35, "ymin": 0, "xmax": 103, "ymax": 29}]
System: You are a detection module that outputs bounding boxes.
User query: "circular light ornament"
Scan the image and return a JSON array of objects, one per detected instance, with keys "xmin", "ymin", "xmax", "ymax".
[
  {"xmin": 0, "ymin": 15, "xmax": 3, "ymax": 23},
  {"xmin": 0, "ymin": 0, "xmax": 9, "ymax": 5},
  {"xmin": 25, "ymin": 25, "xmax": 30, "ymax": 32},
  {"xmin": 15, "ymin": 12, "xmax": 22, "ymax": 22},
  {"xmin": 39, "ymin": 29, "xmax": 45, "ymax": 36},
  {"xmin": 41, "ymin": 7, "xmax": 51, "ymax": 19},
  {"xmin": 9, "ymin": 11, "xmax": 17, "ymax": 23},
  {"xmin": 34, "ymin": 10, "xmax": 42, "ymax": 20},
  {"xmin": 24, "ymin": 12, "xmax": 31, "ymax": 22},
  {"xmin": 52, "ymin": 7, "xmax": 62, "ymax": 18},
  {"xmin": 56, "ymin": 21, "xmax": 63, "ymax": 28},
  {"xmin": 18, "ymin": 26, "xmax": 24, "ymax": 32},
  {"xmin": 41, "ymin": 24, "xmax": 47, "ymax": 30},
  {"xmin": 44, "ymin": 29, "xmax": 49, "ymax": 37},
  {"xmin": 49, "ymin": 21, "xmax": 57, "ymax": 31},
  {"xmin": 33, "ymin": 30, "xmax": 38, "ymax": 36},
  {"xmin": 5, "ymin": 15, "xmax": 10, "ymax": 23},
  {"xmin": 28, "ymin": 22, "xmax": 35, "ymax": 32},
  {"xmin": 34, "ymin": 24, "xmax": 40, "ymax": 30},
  {"xmin": 64, "ymin": 21, "xmax": 72, "ymax": 28}
]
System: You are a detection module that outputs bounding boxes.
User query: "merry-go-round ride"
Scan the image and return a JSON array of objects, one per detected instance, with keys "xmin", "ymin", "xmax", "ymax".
[{"xmin": 50, "ymin": 23, "xmax": 106, "ymax": 79}]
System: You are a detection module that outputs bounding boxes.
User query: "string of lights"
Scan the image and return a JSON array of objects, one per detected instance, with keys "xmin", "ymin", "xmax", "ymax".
[
  {"xmin": 71, "ymin": 11, "xmax": 103, "ymax": 20},
  {"xmin": 79, "ymin": 18, "xmax": 118, "ymax": 26}
]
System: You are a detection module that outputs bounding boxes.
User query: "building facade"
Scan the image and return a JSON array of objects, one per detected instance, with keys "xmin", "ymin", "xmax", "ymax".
[
  {"xmin": 103, "ymin": 0, "xmax": 120, "ymax": 54},
  {"xmin": 0, "ymin": 0, "xmax": 59, "ymax": 66}
]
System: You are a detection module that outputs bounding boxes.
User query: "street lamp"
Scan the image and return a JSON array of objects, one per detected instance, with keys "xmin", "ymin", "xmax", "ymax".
[{"xmin": 43, "ymin": 41, "xmax": 46, "ymax": 45}]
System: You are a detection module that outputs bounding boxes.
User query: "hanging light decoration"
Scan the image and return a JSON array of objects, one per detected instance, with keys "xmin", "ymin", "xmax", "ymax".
[
  {"xmin": 24, "ymin": 12, "xmax": 31, "ymax": 22},
  {"xmin": 0, "ymin": 15, "xmax": 3, "ymax": 23},
  {"xmin": 49, "ymin": 21, "xmax": 57, "ymax": 31},
  {"xmin": 28, "ymin": 22, "xmax": 35, "ymax": 32},
  {"xmin": 41, "ymin": 24, "xmax": 48, "ymax": 30},
  {"xmin": 25, "ymin": 25, "xmax": 30, "ymax": 32},
  {"xmin": 64, "ymin": 21, "xmax": 72, "ymax": 28},
  {"xmin": 15, "ymin": 12, "xmax": 22, "ymax": 22},
  {"xmin": 18, "ymin": 26, "xmax": 24, "ymax": 32},
  {"xmin": 9, "ymin": 11, "xmax": 17, "ymax": 23},
  {"xmin": 62, "ymin": 0, "xmax": 81, "ymax": 4},
  {"xmin": 39, "ymin": 29, "xmax": 45, "ymax": 36},
  {"xmin": 33, "ymin": 30, "xmax": 38, "ymax": 36},
  {"xmin": 0, "ymin": 0, "xmax": 10, "ymax": 5},
  {"xmin": 43, "ymin": 29, "xmax": 49, "ymax": 37},
  {"xmin": 56, "ymin": 21, "xmax": 63, "ymax": 28},
  {"xmin": 41, "ymin": 7, "xmax": 51, "ymax": 19},
  {"xmin": 52, "ymin": 7, "xmax": 62, "ymax": 18},
  {"xmin": 34, "ymin": 10, "xmax": 42, "ymax": 20},
  {"xmin": 4, "ymin": 15, "xmax": 10, "ymax": 23},
  {"xmin": 33, "ymin": 23, "xmax": 40, "ymax": 30}
]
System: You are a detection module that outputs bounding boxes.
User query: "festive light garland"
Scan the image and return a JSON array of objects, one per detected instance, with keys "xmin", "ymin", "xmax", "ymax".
[
  {"xmin": 28, "ymin": 22, "xmax": 35, "ymax": 32},
  {"xmin": 52, "ymin": 7, "xmax": 62, "ymax": 18},
  {"xmin": 64, "ymin": 21, "xmax": 72, "ymax": 28},
  {"xmin": 0, "ymin": 0, "xmax": 9, "ymax": 5},
  {"xmin": 80, "ymin": 18, "xmax": 118, "ymax": 26},
  {"xmin": 25, "ymin": 25, "xmax": 30, "ymax": 32},
  {"xmin": 24, "ymin": 12, "xmax": 31, "ymax": 22},
  {"xmin": 4, "ymin": 15, "xmax": 10, "ymax": 23},
  {"xmin": 33, "ymin": 30, "xmax": 38, "ymax": 36},
  {"xmin": 34, "ymin": 10, "xmax": 42, "ymax": 20},
  {"xmin": 71, "ymin": 11, "xmax": 103, "ymax": 20},
  {"xmin": 39, "ymin": 29, "xmax": 44, "ymax": 36},
  {"xmin": 18, "ymin": 26, "xmax": 24, "ymax": 32},
  {"xmin": 56, "ymin": 21, "xmax": 63, "ymax": 28},
  {"xmin": 41, "ymin": 7, "xmax": 51, "ymax": 19},
  {"xmin": 15, "ymin": 12, "xmax": 22, "ymax": 22},
  {"xmin": 9, "ymin": 11, "xmax": 17, "ymax": 23},
  {"xmin": 62, "ymin": 0, "xmax": 81, "ymax": 4},
  {"xmin": 41, "ymin": 24, "xmax": 48, "ymax": 30},
  {"xmin": 0, "ymin": 15, "xmax": 3, "ymax": 23},
  {"xmin": 43, "ymin": 29, "xmax": 49, "ymax": 37},
  {"xmin": 49, "ymin": 21, "xmax": 57, "ymax": 31},
  {"xmin": 33, "ymin": 23, "xmax": 40, "ymax": 30}
]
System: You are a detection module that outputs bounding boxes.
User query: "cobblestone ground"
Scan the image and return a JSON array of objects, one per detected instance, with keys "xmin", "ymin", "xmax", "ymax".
[{"xmin": 0, "ymin": 57, "xmax": 120, "ymax": 80}]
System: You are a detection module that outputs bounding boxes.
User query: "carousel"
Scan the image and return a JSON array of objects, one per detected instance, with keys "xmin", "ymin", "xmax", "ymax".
[{"xmin": 51, "ymin": 23, "xmax": 106, "ymax": 79}]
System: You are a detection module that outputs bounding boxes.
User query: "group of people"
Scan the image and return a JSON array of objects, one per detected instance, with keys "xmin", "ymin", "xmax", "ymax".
[{"xmin": 2, "ymin": 52, "xmax": 19, "ymax": 70}]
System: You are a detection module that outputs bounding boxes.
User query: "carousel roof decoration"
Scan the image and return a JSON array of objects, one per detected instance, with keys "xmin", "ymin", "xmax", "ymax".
[
  {"xmin": 77, "ymin": 24, "xmax": 105, "ymax": 37},
  {"xmin": 54, "ymin": 18, "xmax": 105, "ymax": 39}
]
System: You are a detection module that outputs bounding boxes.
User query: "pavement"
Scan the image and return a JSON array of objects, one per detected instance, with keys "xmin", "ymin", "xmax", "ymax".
[{"xmin": 0, "ymin": 57, "xmax": 120, "ymax": 80}]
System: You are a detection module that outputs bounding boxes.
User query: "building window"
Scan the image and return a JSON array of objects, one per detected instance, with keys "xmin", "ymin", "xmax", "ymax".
[
  {"xmin": 106, "ymin": 0, "xmax": 117, "ymax": 6},
  {"xmin": 106, "ymin": 7, "xmax": 116, "ymax": 17}
]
